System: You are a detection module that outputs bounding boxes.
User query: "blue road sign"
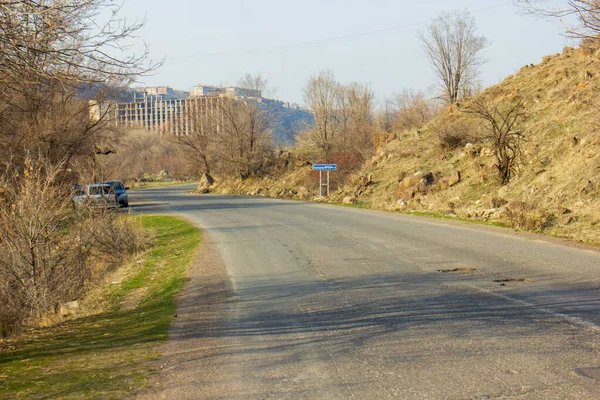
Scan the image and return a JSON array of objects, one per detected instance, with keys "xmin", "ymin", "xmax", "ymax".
[{"xmin": 312, "ymin": 164, "xmax": 337, "ymax": 171}]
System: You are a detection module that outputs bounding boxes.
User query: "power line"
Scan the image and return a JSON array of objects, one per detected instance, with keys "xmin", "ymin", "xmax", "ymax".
[{"xmin": 170, "ymin": 2, "xmax": 512, "ymax": 61}]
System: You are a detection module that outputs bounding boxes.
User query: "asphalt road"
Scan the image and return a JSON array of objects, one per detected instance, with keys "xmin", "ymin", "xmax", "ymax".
[{"xmin": 133, "ymin": 185, "xmax": 600, "ymax": 399}]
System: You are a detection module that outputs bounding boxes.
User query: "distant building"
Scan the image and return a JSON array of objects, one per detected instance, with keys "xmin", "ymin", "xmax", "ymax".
[
  {"xmin": 108, "ymin": 96, "xmax": 224, "ymax": 136},
  {"xmin": 101, "ymin": 84, "xmax": 311, "ymax": 141},
  {"xmin": 192, "ymin": 85, "xmax": 223, "ymax": 97},
  {"xmin": 192, "ymin": 85, "xmax": 261, "ymax": 99}
]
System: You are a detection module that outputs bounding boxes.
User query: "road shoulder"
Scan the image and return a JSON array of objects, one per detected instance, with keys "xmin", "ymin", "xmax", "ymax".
[{"xmin": 136, "ymin": 232, "xmax": 234, "ymax": 400}]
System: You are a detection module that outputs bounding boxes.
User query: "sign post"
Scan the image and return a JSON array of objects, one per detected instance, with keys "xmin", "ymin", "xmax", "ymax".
[{"xmin": 312, "ymin": 164, "xmax": 337, "ymax": 199}]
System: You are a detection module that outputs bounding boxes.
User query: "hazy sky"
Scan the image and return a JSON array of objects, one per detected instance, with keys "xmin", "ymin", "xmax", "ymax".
[{"xmin": 118, "ymin": 0, "xmax": 571, "ymax": 105}]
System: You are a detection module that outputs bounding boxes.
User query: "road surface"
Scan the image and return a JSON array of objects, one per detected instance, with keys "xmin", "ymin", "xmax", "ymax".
[{"xmin": 133, "ymin": 185, "xmax": 600, "ymax": 399}]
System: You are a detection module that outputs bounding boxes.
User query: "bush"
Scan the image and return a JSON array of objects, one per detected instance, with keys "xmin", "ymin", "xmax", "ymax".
[
  {"xmin": 0, "ymin": 159, "xmax": 150, "ymax": 337},
  {"xmin": 504, "ymin": 200, "xmax": 552, "ymax": 231},
  {"xmin": 436, "ymin": 117, "xmax": 473, "ymax": 151}
]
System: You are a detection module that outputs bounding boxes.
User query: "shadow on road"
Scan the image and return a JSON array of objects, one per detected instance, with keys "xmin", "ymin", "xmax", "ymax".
[{"xmin": 168, "ymin": 270, "xmax": 600, "ymax": 367}]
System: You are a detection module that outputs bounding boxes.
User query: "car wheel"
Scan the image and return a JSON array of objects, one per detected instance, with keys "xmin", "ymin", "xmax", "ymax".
[{"xmin": 122, "ymin": 201, "xmax": 129, "ymax": 208}]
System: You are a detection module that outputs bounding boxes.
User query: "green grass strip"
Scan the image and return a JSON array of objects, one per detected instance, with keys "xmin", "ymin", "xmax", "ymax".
[{"xmin": 0, "ymin": 215, "xmax": 201, "ymax": 400}]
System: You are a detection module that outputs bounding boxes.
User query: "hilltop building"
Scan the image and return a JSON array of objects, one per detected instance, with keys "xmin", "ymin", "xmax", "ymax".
[{"xmin": 98, "ymin": 85, "xmax": 312, "ymax": 142}]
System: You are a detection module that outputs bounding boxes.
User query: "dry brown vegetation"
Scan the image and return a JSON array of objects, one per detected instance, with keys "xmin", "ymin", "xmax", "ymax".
[
  {"xmin": 0, "ymin": 159, "xmax": 148, "ymax": 337},
  {"xmin": 90, "ymin": 129, "xmax": 189, "ymax": 183},
  {"xmin": 178, "ymin": 97, "xmax": 274, "ymax": 181},
  {"xmin": 0, "ymin": 1, "xmax": 154, "ymax": 337}
]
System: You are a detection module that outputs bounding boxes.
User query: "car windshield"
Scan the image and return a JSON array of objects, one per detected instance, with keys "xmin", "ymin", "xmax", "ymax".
[
  {"xmin": 102, "ymin": 181, "xmax": 124, "ymax": 191},
  {"xmin": 88, "ymin": 186, "xmax": 110, "ymax": 195}
]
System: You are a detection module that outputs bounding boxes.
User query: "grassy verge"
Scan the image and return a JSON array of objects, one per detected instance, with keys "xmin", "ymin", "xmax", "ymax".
[{"xmin": 0, "ymin": 215, "xmax": 201, "ymax": 400}]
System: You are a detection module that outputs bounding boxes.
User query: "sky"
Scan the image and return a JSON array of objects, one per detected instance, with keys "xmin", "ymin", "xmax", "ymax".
[{"xmin": 116, "ymin": 0, "xmax": 572, "ymax": 106}]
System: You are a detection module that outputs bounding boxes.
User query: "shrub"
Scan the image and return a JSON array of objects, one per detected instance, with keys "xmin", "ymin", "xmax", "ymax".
[
  {"xmin": 0, "ymin": 158, "xmax": 150, "ymax": 337},
  {"xmin": 436, "ymin": 117, "xmax": 473, "ymax": 151},
  {"xmin": 504, "ymin": 200, "xmax": 552, "ymax": 231}
]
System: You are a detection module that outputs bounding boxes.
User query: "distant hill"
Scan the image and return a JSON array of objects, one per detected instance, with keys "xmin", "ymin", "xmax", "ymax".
[{"xmin": 259, "ymin": 99, "xmax": 314, "ymax": 145}]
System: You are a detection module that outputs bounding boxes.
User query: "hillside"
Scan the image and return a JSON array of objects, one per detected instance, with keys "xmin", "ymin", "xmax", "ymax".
[{"xmin": 212, "ymin": 42, "xmax": 600, "ymax": 244}]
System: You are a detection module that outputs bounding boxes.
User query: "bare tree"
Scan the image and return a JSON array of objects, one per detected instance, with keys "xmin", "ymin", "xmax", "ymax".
[
  {"xmin": 177, "ymin": 100, "xmax": 220, "ymax": 180},
  {"xmin": 344, "ymin": 83, "xmax": 376, "ymax": 151},
  {"xmin": 0, "ymin": 0, "xmax": 154, "ymax": 88},
  {"xmin": 301, "ymin": 71, "xmax": 377, "ymax": 154},
  {"xmin": 215, "ymin": 98, "xmax": 273, "ymax": 179},
  {"xmin": 178, "ymin": 97, "xmax": 273, "ymax": 180},
  {"xmin": 238, "ymin": 72, "xmax": 275, "ymax": 97},
  {"xmin": 0, "ymin": 1, "xmax": 157, "ymax": 174},
  {"xmin": 419, "ymin": 10, "xmax": 488, "ymax": 104},
  {"xmin": 517, "ymin": 1, "xmax": 600, "ymax": 39},
  {"xmin": 302, "ymin": 70, "xmax": 343, "ymax": 154},
  {"xmin": 377, "ymin": 98, "xmax": 397, "ymax": 133},
  {"xmin": 465, "ymin": 98, "xmax": 526, "ymax": 185},
  {"xmin": 391, "ymin": 89, "xmax": 436, "ymax": 132}
]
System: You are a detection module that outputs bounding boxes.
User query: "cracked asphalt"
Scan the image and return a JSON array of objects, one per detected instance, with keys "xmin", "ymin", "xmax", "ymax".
[{"xmin": 134, "ymin": 185, "xmax": 600, "ymax": 399}]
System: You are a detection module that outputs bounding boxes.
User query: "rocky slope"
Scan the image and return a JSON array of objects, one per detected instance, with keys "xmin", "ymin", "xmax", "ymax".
[{"xmin": 211, "ymin": 42, "xmax": 600, "ymax": 244}]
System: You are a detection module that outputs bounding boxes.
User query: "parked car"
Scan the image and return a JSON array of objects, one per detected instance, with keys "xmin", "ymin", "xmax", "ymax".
[
  {"xmin": 99, "ymin": 180, "xmax": 129, "ymax": 207},
  {"xmin": 73, "ymin": 183, "xmax": 119, "ymax": 209}
]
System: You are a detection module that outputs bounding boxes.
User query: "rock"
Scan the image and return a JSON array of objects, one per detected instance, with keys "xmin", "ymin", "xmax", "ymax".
[
  {"xmin": 558, "ymin": 214, "xmax": 575, "ymax": 225},
  {"xmin": 396, "ymin": 199, "xmax": 408, "ymax": 208},
  {"xmin": 420, "ymin": 172, "xmax": 435, "ymax": 185},
  {"xmin": 417, "ymin": 179, "xmax": 430, "ymax": 194},
  {"xmin": 197, "ymin": 173, "xmax": 215, "ymax": 194},
  {"xmin": 159, "ymin": 169, "xmax": 169, "ymax": 178},
  {"xmin": 395, "ymin": 186, "xmax": 416, "ymax": 200},
  {"xmin": 60, "ymin": 301, "xmax": 79, "ymax": 316},
  {"xmin": 558, "ymin": 206, "xmax": 572, "ymax": 215},
  {"xmin": 343, "ymin": 196, "xmax": 356, "ymax": 205},
  {"xmin": 480, "ymin": 147, "xmax": 494, "ymax": 157},
  {"xmin": 397, "ymin": 171, "xmax": 407, "ymax": 183},
  {"xmin": 448, "ymin": 170, "xmax": 461, "ymax": 186},
  {"xmin": 139, "ymin": 177, "xmax": 153, "ymax": 183},
  {"xmin": 465, "ymin": 143, "xmax": 480, "ymax": 159},
  {"xmin": 492, "ymin": 197, "xmax": 508, "ymax": 208},
  {"xmin": 398, "ymin": 175, "xmax": 421, "ymax": 191}
]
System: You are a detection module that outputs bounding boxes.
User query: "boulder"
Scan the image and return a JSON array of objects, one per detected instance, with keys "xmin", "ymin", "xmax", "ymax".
[
  {"xmin": 197, "ymin": 173, "xmax": 215, "ymax": 194},
  {"xmin": 159, "ymin": 169, "xmax": 169, "ymax": 178},
  {"xmin": 558, "ymin": 206, "xmax": 572, "ymax": 215},
  {"xmin": 343, "ymin": 196, "xmax": 356, "ymax": 205},
  {"xmin": 448, "ymin": 170, "xmax": 461, "ymax": 186},
  {"xmin": 395, "ymin": 186, "xmax": 416, "ymax": 200},
  {"xmin": 396, "ymin": 199, "xmax": 408, "ymax": 209}
]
